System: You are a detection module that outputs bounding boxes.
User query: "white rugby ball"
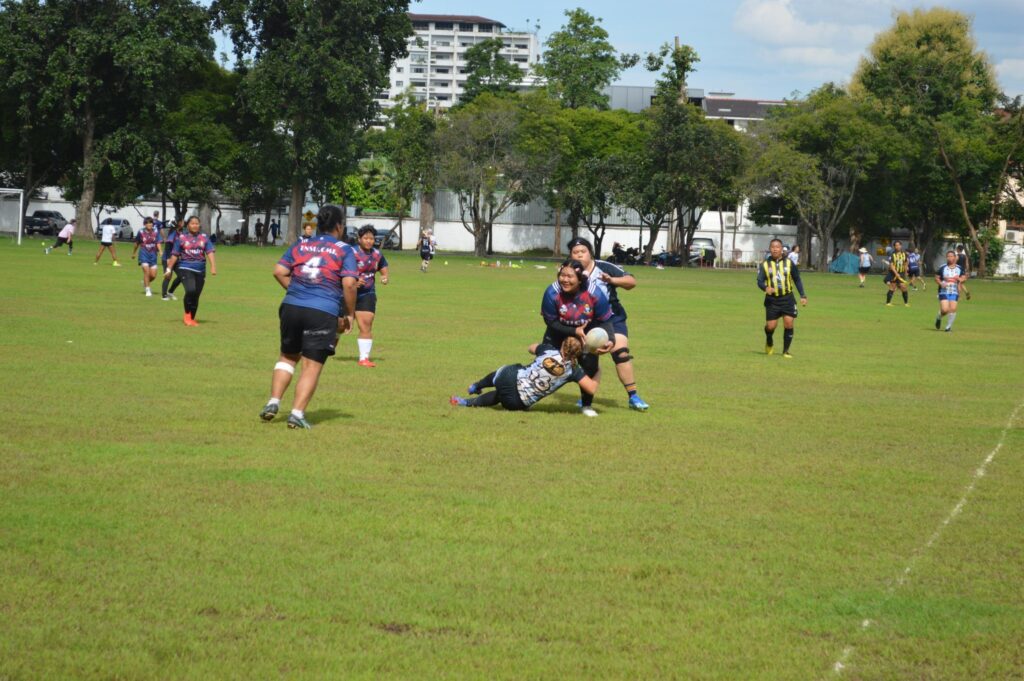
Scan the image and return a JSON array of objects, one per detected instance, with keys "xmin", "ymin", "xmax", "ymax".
[{"xmin": 584, "ymin": 327, "xmax": 609, "ymax": 352}]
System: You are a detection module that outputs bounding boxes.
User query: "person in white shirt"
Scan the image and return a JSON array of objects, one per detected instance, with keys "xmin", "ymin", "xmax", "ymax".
[
  {"xmin": 94, "ymin": 221, "xmax": 122, "ymax": 266},
  {"xmin": 857, "ymin": 247, "xmax": 873, "ymax": 287},
  {"xmin": 46, "ymin": 219, "xmax": 76, "ymax": 255},
  {"xmin": 788, "ymin": 244, "xmax": 800, "ymax": 266}
]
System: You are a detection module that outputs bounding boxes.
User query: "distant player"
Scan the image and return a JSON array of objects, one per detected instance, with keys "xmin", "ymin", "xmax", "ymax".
[
  {"xmin": 955, "ymin": 244, "xmax": 972, "ymax": 300},
  {"xmin": 935, "ymin": 251, "xmax": 966, "ymax": 332},
  {"xmin": 93, "ymin": 220, "xmax": 121, "ymax": 266},
  {"xmin": 299, "ymin": 223, "xmax": 315, "ymax": 243},
  {"xmin": 449, "ymin": 337, "xmax": 598, "ymax": 411},
  {"xmin": 907, "ymin": 247, "xmax": 925, "ymax": 290},
  {"xmin": 567, "ymin": 236, "xmax": 649, "ymax": 411},
  {"xmin": 757, "ymin": 238, "xmax": 808, "ymax": 358},
  {"xmin": 539, "ymin": 259, "xmax": 614, "ymax": 417},
  {"xmin": 885, "ymin": 240, "xmax": 909, "ymax": 306},
  {"xmin": 164, "ymin": 216, "xmax": 216, "ymax": 326},
  {"xmin": 45, "ymin": 219, "xmax": 75, "ymax": 255},
  {"xmin": 131, "ymin": 217, "xmax": 163, "ymax": 297},
  {"xmin": 857, "ymin": 247, "xmax": 872, "ymax": 287},
  {"xmin": 353, "ymin": 225, "xmax": 389, "ymax": 367},
  {"xmin": 259, "ymin": 204, "xmax": 358, "ymax": 430},
  {"xmin": 419, "ymin": 228, "xmax": 436, "ymax": 272},
  {"xmin": 161, "ymin": 219, "xmax": 183, "ymax": 300}
]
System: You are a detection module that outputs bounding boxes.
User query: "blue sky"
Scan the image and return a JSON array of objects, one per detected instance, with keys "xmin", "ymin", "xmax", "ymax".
[{"xmin": 411, "ymin": 0, "xmax": 1024, "ymax": 100}]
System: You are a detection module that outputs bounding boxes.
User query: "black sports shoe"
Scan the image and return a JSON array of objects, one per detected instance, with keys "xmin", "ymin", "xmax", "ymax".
[
  {"xmin": 935, "ymin": 318, "xmax": 941, "ymax": 330},
  {"xmin": 260, "ymin": 402, "xmax": 279, "ymax": 421}
]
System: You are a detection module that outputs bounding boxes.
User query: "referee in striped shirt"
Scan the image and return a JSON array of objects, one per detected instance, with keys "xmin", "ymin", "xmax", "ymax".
[
  {"xmin": 885, "ymin": 240, "xmax": 910, "ymax": 306},
  {"xmin": 757, "ymin": 238, "xmax": 807, "ymax": 358}
]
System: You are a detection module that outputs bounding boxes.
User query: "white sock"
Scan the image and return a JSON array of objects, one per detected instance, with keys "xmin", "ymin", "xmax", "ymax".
[
  {"xmin": 946, "ymin": 312, "xmax": 956, "ymax": 329},
  {"xmin": 358, "ymin": 338, "xmax": 373, "ymax": 360},
  {"xmin": 290, "ymin": 409, "xmax": 304, "ymax": 419},
  {"xmin": 267, "ymin": 397, "xmax": 280, "ymax": 406}
]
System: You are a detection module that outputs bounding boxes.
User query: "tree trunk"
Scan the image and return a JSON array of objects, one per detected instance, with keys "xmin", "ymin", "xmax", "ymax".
[
  {"xmin": 263, "ymin": 207, "xmax": 272, "ymax": 247},
  {"xmin": 288, "ymin": 181, "xmax": 305, "ymax": 243},
  {"xmin": 643, "ymin": 223, "xmax": 661, "ymax": 263},
  {"xmin": 814, "ymin": 226, "xmax": 828, "ymax": 271},
  {"xmin": 717, "ymin": 209, "xmax": 725, "ymax": 269},
  {"xmin": 474, "ymin": 218, "xmax": 488, "ymax": 257},
  {"xmin": 198, "ymin": 203, "xmax": 213, "ymax": 233},
  {"xmin": 420, "ymin": 190, "xmax": 435, "ymax": 233},
  {"xmin": 552, "ymin": 206, "xmax": 562, "ymax": 257},
  {"xmin": 75, "ymin": 107, "xmax": 97, "ymax": 239}
]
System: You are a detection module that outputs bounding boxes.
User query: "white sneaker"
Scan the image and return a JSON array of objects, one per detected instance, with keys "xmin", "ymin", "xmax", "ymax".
[
  {"xmin": 580, "ymin": 406, "xmax": 599, "ymax": 418},
  {"xmin": 145, "ymin": 290, "xmax": 153, "ymax": 297},
  {"xmin": 44, "ymin": 247, "xmax": 51, "ymax": 254}
]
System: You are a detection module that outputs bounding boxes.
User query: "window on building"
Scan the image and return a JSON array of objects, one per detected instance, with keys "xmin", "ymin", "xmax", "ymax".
[
  {"xmin": 478, "ymin": 24, "xmax": 492, "ymax": 32},
  {"xmin": 458, "ymin": 22, "xmax": 474, "ymax": 31},
  {"xmin": 434, "ymin": 21, "xmax": 453, "ymax": 30},
  {"xmin": 411, "ymin": 21, "xmax": 428, "ymax": 30},
  {"xmin": 513, "ymin": 56, "xmax": 527, "ymax": 63},
  {"xmin": 433, "ymin": 40, "xmax": 450, "ymax": 47},
  {"xmin": 458, "ymin": 68, "xmax": 470, "ymax": 74},
  {"xmin": 434, "ymin": 67, "xmax": 449, "ymax": 74},
  {"xmin": 395, "ymin": 80, "xmax": 403, "ymax": 86},
  {"xmin": 411, "ymin": 80, "xmax": 426, "ymax": 87},
  {"xmin": 412, "ymin": 67, "xmax": 425, "ymax": 74},
  {"xmin": 436, "ymin": 94, "xmax": 450, "ymax": 101},
  {"xmin": 395, "ymin": 67, "xmax": 403, "ymax": 73},
  {"xmin": 515, "ymin": 43, "xmax": 528, "ymax": 50}
]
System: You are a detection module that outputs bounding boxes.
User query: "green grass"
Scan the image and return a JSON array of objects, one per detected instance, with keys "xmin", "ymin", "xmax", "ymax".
[{"xmin": 1, "ymin": 236, "xmax": 1023, "ymax": 680}]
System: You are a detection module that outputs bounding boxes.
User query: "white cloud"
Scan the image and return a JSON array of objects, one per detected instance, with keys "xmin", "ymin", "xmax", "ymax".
[
  {"xmin": 996, "ymin": 59, "xmax": 1024, "ymax": 81},
  {"xmin": 733, "ymin": 0, "xmax": 875, "ymax": 48}
]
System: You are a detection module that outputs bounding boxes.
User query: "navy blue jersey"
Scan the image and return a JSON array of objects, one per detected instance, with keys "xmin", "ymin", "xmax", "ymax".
[
  {"xmin": 172, "ymin": 232, "xmax": 215, "ymax": 273},
  {"xmin": 541, "ymin": 284, "xmax": 612, "ymax": 328},
  {"xmin": 585, "ymin": 260, "xmax": 629, "ymax": 318},
  {"xmin": 354, "ymin": 247, "xmax": 388, "ymax": 297},
  {"xmin": 278, "ymin": 236, "xmax": 358, "ymax": 316}
]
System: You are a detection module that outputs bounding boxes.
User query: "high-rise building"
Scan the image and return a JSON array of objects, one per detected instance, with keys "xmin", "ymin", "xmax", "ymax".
[{"xmin": 377, "ymin": 14, "xmax": 542, "ymax": 110}]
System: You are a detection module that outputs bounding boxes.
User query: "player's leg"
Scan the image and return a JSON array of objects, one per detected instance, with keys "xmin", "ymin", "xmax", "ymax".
[
  {"xmin": 885, "ymin": 277, "xmax": 895, "ymax": 304},
  {"xmin": 900, "ymin": 281, "xmax": 909, "ymax": 305},
  {"xmin": 286, "ymin": 308, "xmax": 337, "ymax": 428},
  {"xmin": 935, "ymin": 297, "xmax": 947, "ymax": 329},
  {"xmin": 189, "ymin": 272, "xmax": 206, "ymax": 322},
  {"xmin": 168, "ymin": 265, "xmax": 182, "ymax": 295},
  {"xmin": 609, "ymin": 325, "xmax": 648, "ymax": 411},
  {"xmin": 94, "ymin": 244, "xmax": 106, "ymax": 264},
  {"xmin": 355, "ymin": 294, "xmax": 377, "ymax": 366},
  {"xmin": 579, "ymin": 353, "xmax": 600, "ymax": 416},
  {"xmin": 180, "ymin": 270, "xmax": 198, "ymax": 324},
  {"xmin": 945, "ymin": 299, "xmax": 959, "ymax": 331},
  {"xmin": 764, "ymin": 316, "xmax": 779, "ymax": 354},
  {"xmin": 109, "ymin": 243, "xmax": 119, "ymax": 266},
  {"xmin": 781, "ymin": 315, "xmax": 796, "ymax": 357}
]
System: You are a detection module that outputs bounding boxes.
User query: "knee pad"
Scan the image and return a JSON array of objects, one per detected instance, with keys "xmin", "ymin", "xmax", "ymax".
[{"xmin": 611, "ymin": 347, "xmax": 633, "ymax": 365}]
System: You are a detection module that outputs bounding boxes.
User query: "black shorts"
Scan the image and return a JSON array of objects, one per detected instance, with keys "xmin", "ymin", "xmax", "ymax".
[
  {"xmin": 610, "ymin": 314, "xmax": 628, "ymax": 337},
  {"xmin": 884, "ymin": 272, "xmax": 906, "ymax": 285},
  {"xmin": 279, "ymin": 303, "xmax": 337, "ymax": 363},
  {"xmin": 858, "ymin": 266, "xmax": 870, "ymax": 274},
  {"xmin": 355, "ymin": 292, "xmax": 377, "ymax": 313},
  {"xmin": 764, "ymin": 294, "xmax": 798, "ymax": 321},
  {"xmin": 908, "ymin": 268, "xmax": 920, "ymax": 277},
  {"xmin": 494, "ymin": 365, "xmax": 527, "ymax": 411},
  {"xmin": 420, "ymin": 251, "xmax": 434, "ymax": 261}
]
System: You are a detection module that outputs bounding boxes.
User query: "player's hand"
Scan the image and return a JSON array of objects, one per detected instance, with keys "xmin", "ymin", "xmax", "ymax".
[
  {"xmin": 381, "ymin": 276, "xmax": 388, "ymax": 285},
  {"xmin": 163, "ymin": 269, "xmax": 172, "ymax": 280},
  {"xmin": 800, "ymin": 297, "xmax": 808, "ymax": 307},
  {"xmin": 765, "ymin": 287, "xmax": 776, "ymax": 295},
  {"xmin": 599, "ymin": 272, "xmax": 611, "ymax": 283},
  {"xmin": 211, "ymin": 269, "xmax": 217, "ymax": 276},
  {"xmin": 575, "ymin": 327, "xmax": 588, "ymax": 342},
  {"xmin": 338, "ymin": 315, "xmax": 354, "ymax": 335},
  {"xmin": 594, "ymin": 341, "xmax": 614, "ymax": 355}
]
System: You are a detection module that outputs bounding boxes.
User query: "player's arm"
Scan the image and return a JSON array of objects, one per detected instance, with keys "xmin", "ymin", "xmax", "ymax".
[
  {"xmin": 541, "ymin": 290, "xmax": 578, "ymax": 337},
  {"xmin": 791, "ymin": 264, "xmax": 808, "ymax": 304},
  {"xmin": 340, "ymin": 275, "xmax": 357, "ymax": 333},
  {"xmin": 756, "ymin": 265, "xmax": 772, "ymax": 294},
  {"xmin": 207, "ymin": 251, "xmax": 217, "ymax": 276},
  {"xmin": 379, "ymin": 265, "xmax": 389, "ymax": 285},
  {"xmin": 273, "ymin": 263, "xmax": 291, "ymax": 290},
  {"xmin": 164, "ymin": 256, "xmax": 178, "ymax": 277},
  {"xmin": 934, "ymin": 271, "xmax": 943, "ymax": 286},
  {"xmin": 131, "ymin": 234, "xmax": 141, "ymax": 258}
]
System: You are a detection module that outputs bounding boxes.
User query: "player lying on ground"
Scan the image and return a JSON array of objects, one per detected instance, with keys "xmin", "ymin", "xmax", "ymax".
[{"xmin": 449, "ymin": 337, "xmax": 599, "ymax": 411}]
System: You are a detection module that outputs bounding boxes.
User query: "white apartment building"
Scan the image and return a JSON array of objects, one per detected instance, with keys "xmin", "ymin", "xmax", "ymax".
[{"xmin": 377, "ymin": 14, "xmax": 542, "ymax": 110}]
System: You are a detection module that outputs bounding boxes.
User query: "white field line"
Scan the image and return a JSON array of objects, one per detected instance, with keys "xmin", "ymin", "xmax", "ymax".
[{"xmin": 828, "ymin": 399, "xmax": 1024, "ymax": 678}]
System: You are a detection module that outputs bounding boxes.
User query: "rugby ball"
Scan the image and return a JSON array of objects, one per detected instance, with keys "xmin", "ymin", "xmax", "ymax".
[{"xmin": 584, "ymin": 327, "xmax": 609, "ymax": 352}]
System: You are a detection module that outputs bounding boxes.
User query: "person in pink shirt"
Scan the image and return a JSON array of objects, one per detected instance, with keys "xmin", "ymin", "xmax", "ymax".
[{"xmin": 45, "ymin": 219, "xmax": 76, "ymax": 255}]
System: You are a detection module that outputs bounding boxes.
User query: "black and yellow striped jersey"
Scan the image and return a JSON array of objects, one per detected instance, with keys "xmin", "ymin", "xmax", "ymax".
[
  {"xmin": 890, "ymin": 250, "xmax": 908, "ymax": 274},
  {"xmin": 757, "ymin": 257, "xmax": 806, "ymax": 297}
]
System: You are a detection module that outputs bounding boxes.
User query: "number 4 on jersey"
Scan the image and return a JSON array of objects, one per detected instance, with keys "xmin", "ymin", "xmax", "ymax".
[{"xmin": 301, "ymin": 256, "xmax": 323, "ymax": 281}]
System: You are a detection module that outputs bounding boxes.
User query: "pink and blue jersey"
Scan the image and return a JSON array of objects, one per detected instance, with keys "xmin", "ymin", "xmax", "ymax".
[
  {"xmin": 135, "ymin": 228, "xmax": 162, "ymax": 263},
  {"xmin": 172, "ymin": 232, "xmax": 215, "ymax": 273},
  {"xmin": 278, "ymin": 235, "xmax": 358, "ymax": 316},
  {"xmin": 354, "ymin": 247, "xmax": 388, "ymax": 297},
  {"xmin": 541, "ymin": 284, "xmax": 612, "ymax": 328}
]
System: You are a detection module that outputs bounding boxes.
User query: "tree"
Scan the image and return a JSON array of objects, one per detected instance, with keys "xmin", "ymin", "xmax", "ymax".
[
  {"xmin": 852, "ymin": 8, "xmax": 1009, "ymax": 274},
  {"xmin": 460, "ymin": 37, "xmax": 523, "ymax": 106},
  {"xmin": 379, "ymin": 93, "xmax": 439, "ymax": 246},
  {"xmin": 0, "ymin": 1, "xmax": 77, "ymax": 233},
  {"xmin": 746, "ymin": 85, "xmax": 892, "ymax": 269},
  {"xmin": 213, "ymin": 0, "xmax": 412, "ymax": 241},
  {"xmin": 537, "ymin": 9, "xmax": 638, "ymax": 110},
  {"xmin": 436, "ymin": 93, "xmax": 536, "ymax": 256}
]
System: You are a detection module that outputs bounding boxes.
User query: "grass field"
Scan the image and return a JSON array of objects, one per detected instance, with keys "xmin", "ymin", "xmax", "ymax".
[{"xmin": 1, "ymin": 236, "xmax": 1023, "ymax": 680}]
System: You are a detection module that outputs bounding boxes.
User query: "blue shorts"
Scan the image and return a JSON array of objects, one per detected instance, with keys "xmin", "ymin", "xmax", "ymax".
[
  {"xmin": 138, "ymin": 253, "xmax": 158, "ymax": 267},
  {"xmin": 610, "ymin": 314, "xmax": 629, "ymax": 337},
  {"xmin": 908, "ymin": 268, "xmax": 920, "ymax": 276},
  {"xmin": 938, "ymin": 292, "xmax": 959, "ymax": 302}
]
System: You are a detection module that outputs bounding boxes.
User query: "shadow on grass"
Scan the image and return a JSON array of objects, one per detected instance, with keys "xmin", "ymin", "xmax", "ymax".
[{"xmin": 305, "ymin": 408, "xmax": 352, "ymax": 424}]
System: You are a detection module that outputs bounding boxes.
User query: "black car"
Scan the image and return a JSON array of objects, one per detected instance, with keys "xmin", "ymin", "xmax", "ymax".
[{"xmin": 25, "ymin": 210, "xmax": 68, "ymax": 236}]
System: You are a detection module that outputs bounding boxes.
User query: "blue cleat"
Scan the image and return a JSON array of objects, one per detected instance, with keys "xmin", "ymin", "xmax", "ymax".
[
  {"xmin": 259, "ymin": 402, "xmax": 279, "ymax": 421},
  {"xmin": 628, "ymin": 394, "xmax": 650, "ymax": 411},
  {"xmin": 287, "ymin": 414, "xmax": 312, "ymax": 430},
  {"xmin": 450, "ymin": 395, "xmax": 468, "ymax": 407},
  {"xmin": 467, "ymin": 383, "xmax": 480, "ymax": 395}
]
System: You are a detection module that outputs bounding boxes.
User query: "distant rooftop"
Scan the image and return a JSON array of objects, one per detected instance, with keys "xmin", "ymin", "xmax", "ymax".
[
  {"xmin": 704, "ymin": 97, "xmax": 787, "ymax": 120},
  {"xmin": 408, "ymin": 13, "xmax": 506, "ymax": 28}
]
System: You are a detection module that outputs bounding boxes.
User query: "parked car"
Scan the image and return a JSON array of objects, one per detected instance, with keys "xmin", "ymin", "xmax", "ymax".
[
  {"xmin": 24, "ymin": 210, "xmax": 67, "ymax": 236},
  {"xmin": 345, "ymin": 224, "xmax": 400, "ymax": 250},
  {"xmin": 95, "ymin": 217, "xmax": 133, "ymax": 241},
  {"xmin": 689, "ymin": 238, "xmax": 717, "ymax": 267}
]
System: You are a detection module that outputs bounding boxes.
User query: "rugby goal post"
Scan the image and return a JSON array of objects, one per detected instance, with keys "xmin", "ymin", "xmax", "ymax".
[{"xmin": 0, "ymin": 188, "xmax": 25, "ymax": 245}]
